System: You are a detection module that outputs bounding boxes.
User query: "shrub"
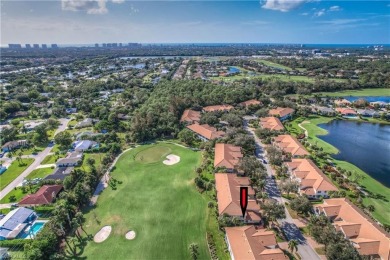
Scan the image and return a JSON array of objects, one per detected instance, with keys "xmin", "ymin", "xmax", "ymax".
[{"xmin": 0, "ymin": 239, "xmax": 29, "ymax": 247}]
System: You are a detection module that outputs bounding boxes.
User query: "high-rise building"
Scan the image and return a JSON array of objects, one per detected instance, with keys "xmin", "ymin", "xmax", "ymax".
[
  {"xmin": 42, "ymin": 44, "xmax": 48, "ymax": 49},
  {"xmin": 95, "ymin": 43, "xmax": 99, "ymax": 47},
  {"xmin": 51, "ymin": 44, "xmax": 58, "ymax": 48},
  {"xmin": 107, "ymin": 43, "xmax": 112, "ymax": 47},
  {"xmin": 112, "ymin": 43, "xmax": 118, "ymax": 47},
  {"xmin": 8, "ymin": 44, "xmax": 22, "ymax": 49},
  {"xmin": 119, "ymin": 43, "xmax": 122, "ymax": 47},
  {"xmin": 33, "ymin": 44, "xmax": 40, "ymax": 49},
  {"xmin": 25, "ymin": 44, "xmax": 32, "ymax": 49},
  {"xmin": 102, "ymin": 43, "xmax": 107, "ymax": 47}
]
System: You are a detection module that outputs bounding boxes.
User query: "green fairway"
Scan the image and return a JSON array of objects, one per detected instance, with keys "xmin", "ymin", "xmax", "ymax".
[
  {"xmin": 0, "ymin": 158, "xmax": 34, "ymax": 191},
  {"xmin": 134, "ymin": 146, "xmax": 172, "ymax": 163},
  {"xmin": 315, "ymin": 88, "xmax": 390, "ymax": 97},
  {"xmin": 254, "ymin": 59, "xmax": 292, "ymax": 71},
  {"xmin": 81, "ymin": 143, "xmax": 210, "ymax": 259}
]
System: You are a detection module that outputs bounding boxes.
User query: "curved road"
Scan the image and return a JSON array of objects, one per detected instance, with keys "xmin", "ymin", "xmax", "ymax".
[
  {"xmin": 0, "ymin": 118, "xmax": 70, "ymax": 201},
  {"xmin": 244, "ymin": 119, "xmax": 320, "ymax": 260}
]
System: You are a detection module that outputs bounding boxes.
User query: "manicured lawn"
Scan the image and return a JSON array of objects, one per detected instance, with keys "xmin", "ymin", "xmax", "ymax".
[
  {"xmin": 27, "ymin": 167, "xmax": 54, "ymax": 180},
  {"xmin": 315, "ymin": 88, "xmax": 389, "ymax": 97},
  {"xmin": 80, "ymin": 143, "xmax": 210, "ymax": 259},
  {"xmin": 0, "ymin": 158, "xmax": 34, "ymax": 191},
  {"xmin": 0, "ymin": 187, "xmax": 29, "ymax": 203},
  {"xmin": 12, "ymin": 146, "xmax": 44, "ymax": 156},
  {"xmin": 41, "ymin": 154, "xmax": 59, "ymax": 164},
  {"xmin": 254, "ymin": 59, "xmax": 293, "ymax": 71},
  {"xmin": 79, "ymin": 153, "xmax": 104, "ymax": 172},
  {"xmin": 134, "ymin": 146, "xmax": 172, "ymax": 163}
]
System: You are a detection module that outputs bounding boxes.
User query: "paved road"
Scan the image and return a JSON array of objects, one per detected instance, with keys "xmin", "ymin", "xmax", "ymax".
[
  {"xmin": 244, "ymin": 121, "xmax": 320, "ymax": 260},
  {"xmin": 0, "ymin": 118, "xmax": 70, "ymax": 200}
]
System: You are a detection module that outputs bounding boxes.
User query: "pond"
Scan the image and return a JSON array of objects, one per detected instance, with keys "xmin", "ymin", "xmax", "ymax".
[
  {"xmin": 319, "ymin": 120, "xmax": 390, "ymax": 187},
  {"xmin": 228, "ymin": 67, "xmax": 240, "ymax": 74},
  {"xmin": 344, "ymin": 96, "xmax": 390, "ymax": 103}
]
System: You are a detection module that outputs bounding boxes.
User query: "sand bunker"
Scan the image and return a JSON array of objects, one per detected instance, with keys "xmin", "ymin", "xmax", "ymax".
[
  {"xmin": 94, "ymin": 226, "xmax": 112, "ymax": 243},
  {"xmin": 125, "ymin": 230, "xmax": 136, "ymax": 240},
  {"xmin": 163, "ymin": 154, "xmax": 180, "ymax": 165}
]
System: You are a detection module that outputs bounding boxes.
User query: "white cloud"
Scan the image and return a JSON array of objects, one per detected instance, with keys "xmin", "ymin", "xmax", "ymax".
[
  {"xmin": 317, "ymin": 19, "xmax": 365, "ymax": 25},
  {"xmin": 130, "ymin": 4, "xmax": 139, "ymax": 15},
  {"xmin": 241, "ymin": 20, "xmax": 270, "ymax": 25},
  {"xmin": 329, "ymin": 5, "xmax": 341, "ymax": 11},
  {"xmin": 261, "ymin": 0, "xmax": 308, "ymax": 12},
  {"xmin": 314, "ymin": 8, "xmax": 326, "ymax": 17},
  {"xmin": 300, "ymin": 12, "xmax": 309, "ymax": 16},
  {"xmin": 61, "ymin": 0, "xmax": 124, "ymax": 14}
]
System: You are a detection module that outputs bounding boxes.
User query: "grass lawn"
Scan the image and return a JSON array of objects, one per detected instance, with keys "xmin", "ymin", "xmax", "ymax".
[
  {"xmin": 41, "ymin": 154, "xmax": 60, "ymax": 164},
  {"xmin": 315, "ymin": 88, "xmax": 389, "ymax": 97},
  {"xmin": 0, "ymin": 187, "xmax": 29, "ymax": 203},
  {"xmin": 80, "ymin": 143, "xmax": 210, "ymax": 259},
  {"xmin": 254, "ymin": 59, "xmax": 293, "ymax": 71},
  {"xmin": 295, "ymin": 115, "xmax": 390, "ymax": 225},
  {"xmin": 79, "ymin": 153, "xmax": 104, "ymax": 172},
  {"xmin": 12, "ymin": 146, "xmax": 44, "ymax": 156},
  {"xmin": 285, "ymin": 203, "xmax": 298, "ymax": 219},
  {"xmin": 0, "ymin": 158, "xmax": 34, "ymax": 191},
  {"xmin": 27, "ymin": 167, "xmax": 54, "ymax": 180}
]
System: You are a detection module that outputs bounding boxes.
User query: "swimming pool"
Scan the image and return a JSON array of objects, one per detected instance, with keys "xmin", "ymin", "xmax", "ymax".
[{"xmin": 17, "ymin": 221, "xmax": 46, "ymax": 239}]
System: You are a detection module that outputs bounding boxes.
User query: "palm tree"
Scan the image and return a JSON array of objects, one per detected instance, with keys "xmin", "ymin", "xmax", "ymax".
[
  {"xmin": 288, "ymin": 239, "xmax": 298, "ymax": 254},
  {"xmin": 18, "ymin": 152, "xmax": 23, "ymax": 164},
  {"xmin": 75, "ymin": 212, "xmax": 88, "ymax": 235}
]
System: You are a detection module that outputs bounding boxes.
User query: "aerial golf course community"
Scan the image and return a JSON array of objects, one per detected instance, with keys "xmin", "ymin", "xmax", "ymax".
[{"xmin": 80, "ymin": 143, "xmax": 211, "ymax": 259}]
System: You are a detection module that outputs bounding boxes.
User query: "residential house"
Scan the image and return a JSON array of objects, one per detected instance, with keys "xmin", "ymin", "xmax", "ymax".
[
  {"xmin": 334, "ymin": 99, "xmax": 352, "ymax": 107},
  {"xmin": 45, "ymin": 167, "xmax": 73, "ymax": 181},
  {"xmin": 312, "ymin": 106, "xmax": 336, "ymax": 116},
  {"xmin": 238, "ymin": 99, "xmax": 262, "ymax": 108},
  {"xmin": 75, "ymin": 118, "xmax": 93, "ymax": 128},
  {"xmin": 336, "ymin": 108, "xmax": 358, "ymax": 117},
  {"xmin": 65, "ymin": 108, "xmax": 77, "ymax": 114},
  {"xmin": 356, "ymin": 109, "xmax": 379, "ymax": 118},
  {"xmin": 180, "ymin": 109, "xmax": 201, "ymax": 124},
  {"xmin": 314, "ymin": 198, "xmax": 390, "ymax": 260},
  {"xmin": 73, "ymin": 140, "xmax": 97, "ymax": 152},
  {"xmin": 214, "ymin": 143, "xmax": 243, "ymax": 172},
  {"xmin": 117, "ymin": 114, "xmax": 131, "ymax": 120},
  {"xmin": 186, "ymin": 124, "xmax": 225, "ymax": 141},
  {"xmin": 286, "ymin": 159, "xmax": 338, "ymax": 198},
  {"xmin": 215, "ymin": 173, "xmax": 261, "ymax": 223},
  {"xmin": 260, "ymin": 117, "xmax": 285, "ymax": 131},
  {"xmin": 268, "ymin": 107, "xmax": 295, "ymax": 121},
  {"xmin": 1, "ymin": 140, "xmax": 28, "ymax": 153},
  {"xmin": 0, "ymin": 208, "xmax": 37, "ymax": 240},
  {"xmin": 203, "ymin": 105, "xmax": 234, "ymax": 113},
  {"xmin": 273, "ymin": 135, "xmax": 309, "ymax": 158},
  {"xmin": 18, "ymin": 185, "xmax": 63, "ymax": 207},
  {"xmin": 225, "ymin": 226, "xmax": 286, "ymax": 260},
  {"xmin": 370, "ymin": 101, "xmax": 388, "ymax": 108}
]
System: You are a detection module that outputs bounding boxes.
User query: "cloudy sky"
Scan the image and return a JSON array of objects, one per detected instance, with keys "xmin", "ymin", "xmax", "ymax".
[{"xmin": 1, "ymin": 0, "xmax": 389, "ymax": 45}]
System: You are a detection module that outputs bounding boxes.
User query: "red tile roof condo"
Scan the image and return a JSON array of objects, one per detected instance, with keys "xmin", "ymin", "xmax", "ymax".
[
  {"xmin": 215, "ymin": 173, "xmax": 261, "ymax": 223},
  {"xmin": 18, "ymin": 185, "xmax": 63, "ymax": 206},
  {"xmin": 239, "ymin": 99, "xmax": 262, "ymax": 107},
  {"xmin": 225, "ymin": 225, "xmax": 287, "ymax": 260},
  {"xmin": 214, "ymin": 143, "xmax": 243, "ymax": 171},
  {"xmin": 186, "ymin": 123, "xmax": 225, "ymax": 140},
  {"xmin": 273, "ymin": 135, "xmax": 309, "ymax": 157},
  {"xmin": 314, "ymin": 198, "xmax": 390, "ymax": 260},
  {"xmin": 180, "ymin": 109, "xmax": 201, "ymax": 124},
  {"xmin": 260, "ymin": 117, "xmax": 285, "ymax": 131},
  {"xmin": 268, "ymin": 107, "xmax": 295, "ymax": 118},
  {"xmin": 203, "ymin": 104, "xmax": 234, "ymax": 112}
]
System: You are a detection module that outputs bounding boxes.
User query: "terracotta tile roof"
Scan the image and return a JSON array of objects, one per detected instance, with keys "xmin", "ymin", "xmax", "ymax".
[
  {"xmin": 314, "ymin": 198, "xmax": 390, "ymax": 259},
  {"xmin": 334, "ymin": 99, "xmax": 352, "ymax": 106},
  {"xmin": 18, "ymin": 185, "xmax": 63, "ymax": 206},
  {"xmin": 180, "ymin": 109, "xmax": 201, "ymax": 123},
  {"xmin": 273, "ymin": 135, "xmax": 309, "ymax": 157},
  {"xmin": 225, "ymin": 226, "xmax": 286, "ymax": 260},
  {"xmin": 336, "ymin": 108, "xmax": 357, "ymax": 115},
  {"xmin": 214, "ymin": 143, "xmax": 243, "ymax": 170},
  {"xmin": 186, "ymin": 123, "xmax": 225, "ymax": 140},
  {"xmin": 239, "ymin": 99, "xmax": 262, "ymax": 107},
  {"xmin": 268, "ymin": 107, "xmax": 295, "ymax": 118},
  {"xmin": 215, "ymin": 173, "xmax": 259, "ymax": 217},
  {"xmin": 260, "ymin": 117, "xmax": 285, "ymax": 131},
  {"xmin": 203, "ymin": 104, "xmax": 234, "ymax": 112},
  {"xmin": 286, "ymin": 159, "xmax": 338, "ymax": 193}
]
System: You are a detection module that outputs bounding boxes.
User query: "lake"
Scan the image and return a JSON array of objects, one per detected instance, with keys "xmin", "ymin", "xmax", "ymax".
[
  {"xmin": 319, "ymin": 120, "xmax": 390, "ymax": 187},
  {"xmin": 344, "ymin": 96, "xmax": 390, "ymax": 103}
]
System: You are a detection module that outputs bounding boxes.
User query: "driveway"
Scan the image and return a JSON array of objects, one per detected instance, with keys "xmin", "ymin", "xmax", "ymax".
[
  {"xmin": 244, "ymin": 120, "xmax": 320, "ymax": 260},
  {"xmin": 0, "ymin": 118, "xmax": 71, "ymax": 200}
]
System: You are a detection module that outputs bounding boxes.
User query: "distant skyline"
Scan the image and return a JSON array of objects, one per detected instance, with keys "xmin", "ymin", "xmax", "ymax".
[{"xmin": 1, "ymin": 0, "xmax": 390, "ymax": 45}]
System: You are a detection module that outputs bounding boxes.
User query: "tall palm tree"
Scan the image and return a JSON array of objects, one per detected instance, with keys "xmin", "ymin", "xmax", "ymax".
[
  {"xmin": 288, "ymin": 239, "xmax": 298, "ymax": 254},
  {"xmin": 18, "ymin": 152, "xmax": 23, "ymax": 164}
]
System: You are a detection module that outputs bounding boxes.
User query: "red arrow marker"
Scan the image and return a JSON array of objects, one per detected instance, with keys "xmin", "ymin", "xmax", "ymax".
[{"xmin": 240, "ymin": 187, "xmax": 248, "ymax": 218}]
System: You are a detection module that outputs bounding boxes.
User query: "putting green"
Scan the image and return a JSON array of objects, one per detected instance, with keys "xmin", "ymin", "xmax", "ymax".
[{"xmin": 134, "ymin": 146, "xmax": 172, "ymax": 164}]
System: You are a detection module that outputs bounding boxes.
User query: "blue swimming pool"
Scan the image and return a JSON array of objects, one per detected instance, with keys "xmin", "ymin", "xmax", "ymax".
[{"xmin": 17, "ymin": 221, "xmax": 46, "ymax": 239}]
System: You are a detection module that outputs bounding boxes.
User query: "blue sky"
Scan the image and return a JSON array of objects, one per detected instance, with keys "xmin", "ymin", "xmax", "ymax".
[{"xmin": 1, "ymin": 0, "xmax": 389, "ymax": 45}]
